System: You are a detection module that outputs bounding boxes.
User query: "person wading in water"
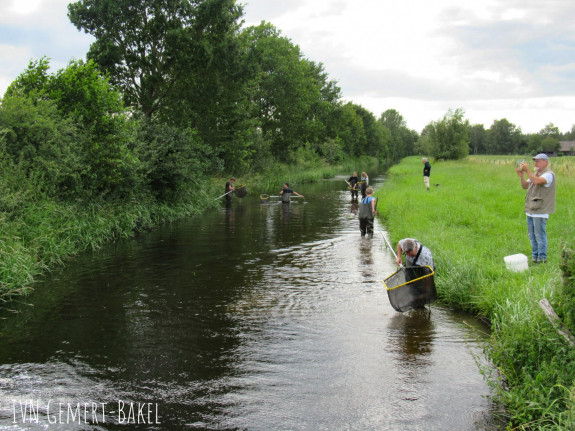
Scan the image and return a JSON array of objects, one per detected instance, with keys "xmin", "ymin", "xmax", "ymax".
[
  {"xmin": 280, "ymin": 183, "xmax": 304, "ymax": 203},
  {"xmin": 358, "ymin": 187, "xmax": 377, "ymax": 238}
]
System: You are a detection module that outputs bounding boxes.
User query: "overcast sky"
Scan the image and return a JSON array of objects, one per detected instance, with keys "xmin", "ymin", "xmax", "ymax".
[{"xmin": 1, "ymin": 0, "xmax": 574, "ymax": 133}]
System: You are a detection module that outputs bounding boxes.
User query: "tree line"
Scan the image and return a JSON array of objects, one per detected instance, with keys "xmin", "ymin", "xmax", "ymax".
[
  {"xmin": 1, "ymin": 0, "xmax": 573, "ymax": 206},
  {"xmin": 414, "ymin": 108, "xmax": 574, "ymax": 161},
  {"xmin": 0, "ymin": 0, "xmax": 420, "ymax": 203}
]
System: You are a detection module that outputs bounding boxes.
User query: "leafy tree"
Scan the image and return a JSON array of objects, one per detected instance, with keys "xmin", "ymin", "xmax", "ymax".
[
  {"xmin": 160, "ymin": 0, "xmax": 250, "ymax": 172},
  {"xmin": 352, "ymin": 105, "xmax": 389, "ymax": 158},
  {"xmin": 329, "ymin": 103, "xmax": 366, "ymax": 156},
  {"xmin": 469, "ymin": 124, "xmax": 487, "ymax": 154},
  {"xmin": 486, "ymin": 118, "xmax": 522, "ymax": 154},
  {"xmin": 541, "ymin": 136, "xmax": 560, "ymax": 153},
  {"xmin": 0, "ymin": 95, "xmax": 84, "ymax": 196},
  {"xmin": 564, "ymin": 125, "xmax": 575, "ymax": 140},
  {"xmin": 526, "ymin": 134, "xmax": 543, "ymax": 154},
  {"xmin": 415, "ymin": 124, "xmax": 433, "ymax": 156},
  {"xmin": 539, "ymin": 123, "xmax": 560, "ymax": 139},
  {"xmin": 132, "ymin": 118, "xmax": 213, "ymax": 199},
  {"xmin": 242, "ymin": 23, "xmax": 341, "ymax": 158},
  {"xmin": 378, "ymin": 109, "xmax": 417, "ymax": 160},
  {"xmin": 4, "ymin": 57, "xmax": 51, "ymax": 99},
  {"xmin": 68, "ymin": 0, "xmax": 243, "ymax": 119},
  {"xmin": 319, "ymin": 137, "xmax": 345, "ymax": 164},
  {"xmin": 427, "ymin": 108, "xmax": 469, "ymax": 160},
  {"xmin": 3, "ymin": 58, "xmax": 137, "ymax": 198}
]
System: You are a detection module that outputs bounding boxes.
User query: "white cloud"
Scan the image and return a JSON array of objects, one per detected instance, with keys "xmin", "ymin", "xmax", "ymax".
[{"xmin": 0, "ymin": 0, "xmax": 93, "ymax": 94}]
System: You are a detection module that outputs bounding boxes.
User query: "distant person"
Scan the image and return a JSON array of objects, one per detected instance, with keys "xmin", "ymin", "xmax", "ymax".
[
  {"xmin": 358, "ymin": 187, "xmax": 377, "ymax": 238},
  {"xmin": 422, "ymin": 158, "xmax": 431, "ymax": 191},
  {"xmin": 396, "ymin": 238, "xmax": 435, "ymax": 269},
  {"xmin": 347, "ymin": 171, "xmax": 359, "ymax": 200},
  {"xmin": 515, "ymin": 153, "xmax": 556, "ymax": 264},
  {"xmin": 280, "ymin": 183, "xmax": 304, "ymax": 203},
  {"xmin": 224, "ymin": 177, "xmax": 236, "ymax": 204},
  {"xmin": 360, "ymin": 171, "xmax": 369, "ymax": 199}
]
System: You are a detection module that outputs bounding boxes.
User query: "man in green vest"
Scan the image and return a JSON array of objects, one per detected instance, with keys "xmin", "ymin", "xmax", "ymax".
[{"xmin": 516, "ymin": 153, "xmax": 556, "ymax": 264}]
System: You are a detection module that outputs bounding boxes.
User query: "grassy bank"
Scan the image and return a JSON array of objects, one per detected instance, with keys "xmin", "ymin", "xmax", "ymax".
[
  {"xmin": 375, "ymin": 156, "xmax": 575, "ymax": 429},
  {"xmin": 0, "ymin": 155, "xmax": 378, "ymax": 301}
]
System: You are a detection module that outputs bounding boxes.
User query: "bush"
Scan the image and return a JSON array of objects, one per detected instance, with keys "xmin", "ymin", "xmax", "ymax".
[
  {"xmin": 0, "ymin": 95, "xmax": 85, "ymax": 197},
  {"xmin": 133, "ymin": 120, "xmax": 213, "ymax": 200}
]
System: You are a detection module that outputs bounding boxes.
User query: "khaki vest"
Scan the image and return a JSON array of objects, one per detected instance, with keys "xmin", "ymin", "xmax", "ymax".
[{"xmin": 525, "ymin": 168, "xmax": 556, "ymax": 214}]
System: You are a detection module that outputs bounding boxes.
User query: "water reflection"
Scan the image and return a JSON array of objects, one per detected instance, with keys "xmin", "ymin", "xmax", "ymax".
[{"xmin": 388, "ymin": 309, "xmax": 434, "ymax": 364}]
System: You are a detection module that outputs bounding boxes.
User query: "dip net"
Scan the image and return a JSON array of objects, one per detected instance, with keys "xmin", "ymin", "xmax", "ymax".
[
  {"xmin": 383, "ymin": 266, "xmax": 436, "ymax": 312},
  {"xmin": 234, "ymin": 185, "xmax": 247, "ymax": 198},
  {"xmin": 259, "ymin": 194, "xmax": 270, "ymax": 203}
]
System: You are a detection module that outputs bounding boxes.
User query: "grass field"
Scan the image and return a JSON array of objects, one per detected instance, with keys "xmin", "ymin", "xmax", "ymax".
[{"xmin": 375, "ymin": 155, "xmax": 575, "ymax": 429}]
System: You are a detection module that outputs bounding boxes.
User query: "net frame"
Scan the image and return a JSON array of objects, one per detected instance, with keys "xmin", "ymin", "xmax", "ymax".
[
  {"xmin": 383, "ymin": 265, "xmax": 436, "ymax": 312},
  {"xmin": 234, "ymin": 184, "xmax": 247, "ymax": 198}
]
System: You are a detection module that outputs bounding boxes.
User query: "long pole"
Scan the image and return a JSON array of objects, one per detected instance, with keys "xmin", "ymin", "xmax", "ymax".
[
  {"xmin": 214, "ymin": 189, "xmax": 234, "ymax": 201},
  {"xmin": 380, "ymin": 231, "xmax": 398, "ymax": 259}
]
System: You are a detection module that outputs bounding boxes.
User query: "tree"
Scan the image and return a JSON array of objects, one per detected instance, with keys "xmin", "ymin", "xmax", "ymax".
[
  {"xmin": 415, "ymin": 124, "xmax": 434, "ymax": 156},
  {"xmin": 4, "ymin": 57, "xmax": 51, "ymax": 99},
  {"xmin": 132, "ymin": 118, "xmax": 213, "ymax": 199},
  {"xmin": 427, "ymin": 108, "xmax": 469, "ymax": 160},
  {"xmin": 241, "ymin": 23, "xmax": 341, "ymax": 158},
  {"xmin": 541, "ymin": 136, "xmax": 560, "ymax": 153},
  {"xmin": 486, "ymin": 119, "xmax": 522, "ymax": 154},
  {"xmin": 352, "ymin": 105, "xmax": 389, "ymax": 158},
  {"xmin": 469, "ymin": 124, "xmax": 487, "ymax": 154},
  {"xmin": 539, "ymin": 123, "xmax": 560, "ymax": 139},
  {"xmin": 0, "ymin": 95, "xmax": 83, "ymax": 196},
  {"xmin": 329, "ymin": 103, "xmax": 366, "ymax": 156},
  {"xmin": 160, "ymin": 0, "xmax": 251, "ymax": 172},
  {"xmin": 68, "ymin": 0, "xmax": 243, "ymax": 119},
  {"xmin": 379, "ymin": 109, "xmax": 415, "ymax": 160},
  {"xmin": 3, "ymin": 58, "xmax": 137, "ymax": 198}
]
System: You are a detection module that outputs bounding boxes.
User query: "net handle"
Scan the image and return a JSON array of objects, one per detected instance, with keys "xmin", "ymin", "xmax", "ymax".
[{"xmin": 379, "ymin": 232, "xmax": 398, "ymax": 259}]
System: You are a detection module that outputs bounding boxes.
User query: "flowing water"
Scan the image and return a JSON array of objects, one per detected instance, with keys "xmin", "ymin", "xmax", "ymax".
[{"xmin": 0, "ymin": 171, "xmax": 500, "ymax": 430}]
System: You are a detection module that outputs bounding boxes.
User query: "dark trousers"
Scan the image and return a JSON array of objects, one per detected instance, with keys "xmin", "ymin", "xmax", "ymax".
[
  {"xmin": 359, "ymin": 218, "xmax": 374, "ymax": 236},
  {"xmin": 351, "ymin": 189, "xmax": 358, "ymax": 199}
]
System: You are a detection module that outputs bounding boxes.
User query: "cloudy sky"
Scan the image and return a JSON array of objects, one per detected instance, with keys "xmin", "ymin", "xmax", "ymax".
[{"xmin": 1, "ymin": 0, "xmax": 574, "ymax": 133}]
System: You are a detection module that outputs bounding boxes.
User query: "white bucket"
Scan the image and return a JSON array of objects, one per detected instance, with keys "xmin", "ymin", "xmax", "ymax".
[{"xmin": 504, "ymin": 253, "xmax": 529, "ymax": 272}]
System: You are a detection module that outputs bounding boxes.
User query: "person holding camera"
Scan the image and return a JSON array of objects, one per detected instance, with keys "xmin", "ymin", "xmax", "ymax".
[{"xmin": 515, "ymin": 154, "xmax": 556, "ymax": 264}]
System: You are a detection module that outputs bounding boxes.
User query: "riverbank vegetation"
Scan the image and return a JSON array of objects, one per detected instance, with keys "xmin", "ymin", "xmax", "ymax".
[{"xmin": 376, "ymin": 155, "xmax": 575, "ymax": 429}]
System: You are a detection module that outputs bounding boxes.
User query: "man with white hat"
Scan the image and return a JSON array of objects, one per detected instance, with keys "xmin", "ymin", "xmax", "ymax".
[{"xmin": 515, "ymin": 153, "xmax": 556, "ymax": 264}]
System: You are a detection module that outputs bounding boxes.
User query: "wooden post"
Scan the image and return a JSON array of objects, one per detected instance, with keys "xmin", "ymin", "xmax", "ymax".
[{"xmin": 539, "ymin": 299, "xmax": 575, "ymax": 347}]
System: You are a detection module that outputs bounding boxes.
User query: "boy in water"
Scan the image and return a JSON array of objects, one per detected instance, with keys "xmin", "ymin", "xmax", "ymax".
[
  {"xmin": 358, "ymin": 187, "xmax": 377, "ymax": 238},
  {"xmin": 224, "ymin": 177, "xmax": 236, "ymax": 203},
  {"xmin": 280, "ymin": 183, "xmax": 304, "ymax": 203}
]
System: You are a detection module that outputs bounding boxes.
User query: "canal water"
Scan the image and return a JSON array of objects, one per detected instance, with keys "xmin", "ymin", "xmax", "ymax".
[{"xmin": 0, "ymin": 171, "xmax": 499, "ymax": 430}]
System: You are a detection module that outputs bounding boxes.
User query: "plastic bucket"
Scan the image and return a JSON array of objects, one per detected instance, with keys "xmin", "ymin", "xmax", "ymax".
[{"xmin": 504, "ymin": 253, "xmax": 528, "ymax": 272}]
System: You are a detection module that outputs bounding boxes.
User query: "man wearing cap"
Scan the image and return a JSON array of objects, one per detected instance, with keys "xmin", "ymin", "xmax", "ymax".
[{"xmin": 516, "ymin": 154, "xmax": 556, "ymax": 264}]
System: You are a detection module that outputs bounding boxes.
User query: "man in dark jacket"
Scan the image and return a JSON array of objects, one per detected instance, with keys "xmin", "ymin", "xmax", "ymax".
[{"xmin": 422, "ymin": 158, "xmax": 431, "ymax": 191}]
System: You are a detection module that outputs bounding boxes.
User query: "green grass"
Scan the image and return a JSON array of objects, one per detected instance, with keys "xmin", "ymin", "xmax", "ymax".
[{"xmin": 375, "ymin": 156, "xmax": 575, "ymax": 429}]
